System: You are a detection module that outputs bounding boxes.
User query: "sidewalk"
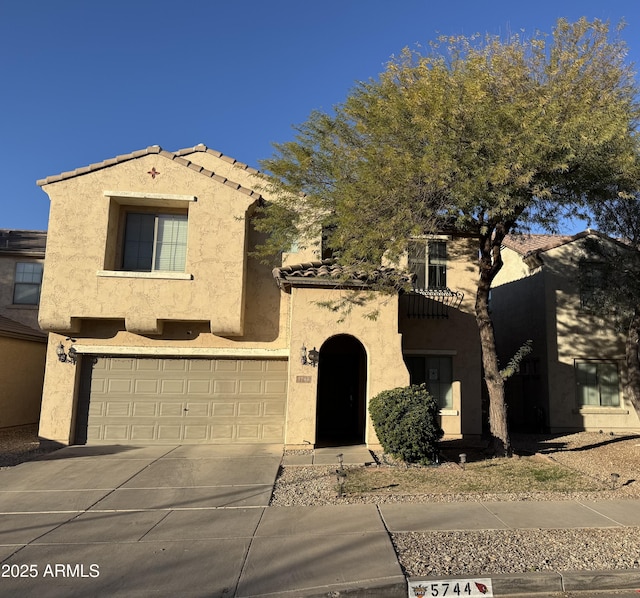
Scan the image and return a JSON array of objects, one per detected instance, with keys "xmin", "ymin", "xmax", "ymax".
[{"xmin": 0, "ymin": 444, "xmax": 638, "ymax": 597}]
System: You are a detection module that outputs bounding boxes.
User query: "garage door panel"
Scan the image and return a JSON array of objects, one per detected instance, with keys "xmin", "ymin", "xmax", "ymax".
[
  {"xmin": 80, "ymin": 358, "xmax": 287, "ymax": 444},
  {"xmin": 187, "ymin": 379, "xmax": 211, "ymax": 394},
  {"xmin": 107, "ymin": 379, "xmax": 132, "ymax": 393},
  {"xmin": 135, "ymin": 379, "xmax": 159, "ymax": 394},
  {"xmin": 133, "ymin": 402, "xmax": 157, "ymax": 417},
  {"xmin": 160, "ymin": 380, "xmax": 185, "ymax": 394}
]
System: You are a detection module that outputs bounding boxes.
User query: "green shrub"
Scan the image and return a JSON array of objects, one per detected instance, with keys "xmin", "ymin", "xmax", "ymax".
[{"xmin": 369, "ymin": 384, "xmax": 444, "ymax": 464}]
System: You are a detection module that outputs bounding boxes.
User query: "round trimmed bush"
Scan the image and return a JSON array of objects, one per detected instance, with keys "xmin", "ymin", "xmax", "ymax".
[{"xmin": 369, "ymin": 384, "xmax": 444, "ymax": 464}]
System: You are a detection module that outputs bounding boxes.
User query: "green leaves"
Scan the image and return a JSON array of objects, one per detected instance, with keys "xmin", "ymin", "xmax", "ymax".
[{"xmin": 257, "ymin": 18, "xmax": 638, "ymax": 267}]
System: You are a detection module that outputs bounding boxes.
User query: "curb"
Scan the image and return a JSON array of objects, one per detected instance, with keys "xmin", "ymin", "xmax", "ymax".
[
  {"xmin": 404, "ymin": 570, "xmax": 640, "ymax": 597},
  {"xmin": 250, "ymin": 570, "xmax": 640, "ymax": 598}
]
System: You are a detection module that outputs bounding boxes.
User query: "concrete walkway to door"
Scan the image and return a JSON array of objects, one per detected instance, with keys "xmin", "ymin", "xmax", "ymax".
[{"xmin": 0, "ymin": 443, "xmax": 404, "ymax": 597}]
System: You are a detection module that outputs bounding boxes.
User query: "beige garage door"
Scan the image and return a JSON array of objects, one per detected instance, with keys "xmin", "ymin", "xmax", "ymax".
[{"xmin": 78, "ymin": 357, "xmax": 288, "ymax": 444}]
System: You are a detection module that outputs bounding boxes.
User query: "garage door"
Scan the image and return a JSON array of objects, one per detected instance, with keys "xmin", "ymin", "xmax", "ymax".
[{"xmin": 76, "ymin": 357, "xmax": 288, "ymax": 444}]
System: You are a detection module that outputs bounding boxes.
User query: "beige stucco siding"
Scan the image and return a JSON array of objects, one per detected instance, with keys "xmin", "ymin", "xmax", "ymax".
[
  {"xmin": 542, "ymin": 241, "xmax": 639, "ymax": 431},
  {"xmin": 494, "ymin": 236, "xmax": 640, "ymax": 433},
  {"xmin": 39, "ymin": 155, "xmax": 255, "ymax": 336},
  {"xmin": 284, "ymin": 287, "xmax": 409, "ymax": 447},
  {"xmin": 0, "ymin": 335, "xmax": 46, "ymax": 428}
]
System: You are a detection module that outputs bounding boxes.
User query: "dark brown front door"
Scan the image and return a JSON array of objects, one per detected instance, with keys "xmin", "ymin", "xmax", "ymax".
[{"xmin": 315, "ymin": 335, "xmax": 366, "ymax": 446}]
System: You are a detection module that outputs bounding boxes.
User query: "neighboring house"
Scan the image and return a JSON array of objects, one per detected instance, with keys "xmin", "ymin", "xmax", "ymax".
[
  {"xmin": 0, "ymin": 229, "xmax": 47, "ymax": 427},
  {"xmin": 0, "ymin": 229, "xmax": 46, "ymax": 330},
  {"xmin": 36, "ymin": 144, "xmax": 483, "ymax": 447},
  {"xmin": 492, "ymin": 231, "xmax": 640, "ymax": 434}
]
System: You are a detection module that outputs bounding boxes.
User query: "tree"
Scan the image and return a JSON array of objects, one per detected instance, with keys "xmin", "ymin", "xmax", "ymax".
[
  {"xmin": 585, "ymin": 199, "xmax": 640, "ymax": 423},
  {"xmin": 256, "ymin": 18, "xmax": 639, "ymax": 456}
]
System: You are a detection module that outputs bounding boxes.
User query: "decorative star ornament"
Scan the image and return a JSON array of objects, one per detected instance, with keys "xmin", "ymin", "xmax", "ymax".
[{"xmin": 147, "ymin": 167, "xmax": 160, "ymax": 179}]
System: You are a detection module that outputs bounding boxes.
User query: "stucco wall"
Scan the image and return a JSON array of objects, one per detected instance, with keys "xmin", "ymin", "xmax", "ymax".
[
  {"xmin": 0, "ymin": 335, "xmax": 46, "ymax": 428},
  {"xmin": 285, "ymin": 287, "xmax": 409, "ymax": 447},
  {"xmin": 39, "ymin": 154, "xmax": 257, "ymax": 336},
  {"xmin": 493, "ymin": 237, "xmax": 640, "ymax": 433},
  {"xmin": 399, "ymin": 236, "xmax": 483, "ymax": 437},
  {"xmin": 542, "ymin": 241, "xmax": 639, "ymax": 432}
]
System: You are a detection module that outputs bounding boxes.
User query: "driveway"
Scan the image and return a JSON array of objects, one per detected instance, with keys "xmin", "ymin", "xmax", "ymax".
[{"xmin": 0, "ymin": 444, "xmax": 289, "ymax": 597}]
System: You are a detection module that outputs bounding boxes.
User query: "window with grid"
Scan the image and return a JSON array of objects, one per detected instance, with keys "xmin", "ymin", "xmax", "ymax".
[
  {"xmin": 408, "ymin": 240, "xmax": 447, "ymax": 290},
  {"xmin": 13, "ymin": 262, "xmax": 43, "ymax": 305},
  {"xmin": 579, "ymin": 261, "xmax": 608, "ymax": 309},
  {"xmin": 576, "ymin": 361, "xmax": 620, "ymax": 407},
  {"xmin": 404, "ymin": 354, "xmax": 453, "ymax": 409},
  {"xmin": 122, "ymin": 213, "xmax": 188, "ymax": 272}
]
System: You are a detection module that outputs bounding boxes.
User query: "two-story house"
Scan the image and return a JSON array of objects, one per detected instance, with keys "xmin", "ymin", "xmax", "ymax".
[
  {"xmin": 0, "ymin": 229, "xmax": 47, "ymax": 428},
  {"xmin": 492, "ymin": 231, "xmax": 640, "ymax": 434},
  {"xmin": 36, "ymin": 144, "xmax": 483, "ymax": 447}
]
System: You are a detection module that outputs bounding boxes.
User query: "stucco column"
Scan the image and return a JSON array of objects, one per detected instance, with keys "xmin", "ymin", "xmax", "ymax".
[{"xmin": 38, "ymin": 333, "xmax": 81, "ymax": 445}]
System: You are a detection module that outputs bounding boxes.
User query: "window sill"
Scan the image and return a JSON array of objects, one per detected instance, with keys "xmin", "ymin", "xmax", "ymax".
[
  {"xmin": 574, "ymin": 407, "xmax": 629, "ymax": 415},
  {"xmin": 97, "ymin": 270, "xmax": 193, "ymax": 280},
  {"xmin": 8, "ymin": 304, "xmax": 39, "ymax": 309}
]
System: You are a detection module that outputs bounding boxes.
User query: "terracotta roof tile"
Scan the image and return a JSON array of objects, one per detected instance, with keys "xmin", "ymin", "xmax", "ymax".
[
  {"xmin": 503, "ymin": 232, "xmax": 583, "ymax": 256},
  {"xmin": 36, "ymin": 145, "xmax": 263, "ymax": 200},
  {"xmin": 272, "ymin": 259, "xmax": 414, "ymax": 290}
]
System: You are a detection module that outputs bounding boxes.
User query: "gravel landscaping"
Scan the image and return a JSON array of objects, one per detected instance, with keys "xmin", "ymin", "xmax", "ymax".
[
  {"xmin": 2, "ymin": 426, "xmax": 639, "ymax": 578},
  {"xmin": 272, "ymin": 431, "xmax": 640, "ymax": 577},
  {"xmin": 0, "ymin": 424, "xmax": 55, "ymax": 469}
]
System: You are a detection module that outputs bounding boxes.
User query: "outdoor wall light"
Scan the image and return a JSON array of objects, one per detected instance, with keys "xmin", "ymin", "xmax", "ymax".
[
  {"xmin": 308, "ymin": 347, "xmax": 319, "ymax": 367},
  {"xmin": 56, "ymin": 338, "xmax": 77, "ymax": 365},
  {"xmin": 300, "ymin": 345, "xmax": 320, "ymax": 367}
]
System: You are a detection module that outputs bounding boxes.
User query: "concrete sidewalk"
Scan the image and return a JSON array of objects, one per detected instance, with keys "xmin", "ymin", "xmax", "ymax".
[{"xmin": 0, "ymin": 445, "xmax": 639, "ymax": 597}]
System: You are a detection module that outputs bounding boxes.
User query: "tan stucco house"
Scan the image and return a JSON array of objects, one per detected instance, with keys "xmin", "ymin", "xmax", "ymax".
[
  {"xmin": 492, "ymin": 232, "xmax": 640, "ymax": 434},
  {"xmin": 0, "ymin": 230, "xmax": 47, "ymax": 428},
  {"xmin": 36, "ymin": 144, "xmax": 483, "ymax": 447}
]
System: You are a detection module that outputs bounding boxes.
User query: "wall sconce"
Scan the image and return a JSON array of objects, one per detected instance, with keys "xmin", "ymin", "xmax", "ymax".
[
  {"xmin": 300, "ymin": 345, "xmax": 320, "ymax": 367},
  {"xmin": 56, "ymin": 338, "xmax": 77, "ymax": 365}
]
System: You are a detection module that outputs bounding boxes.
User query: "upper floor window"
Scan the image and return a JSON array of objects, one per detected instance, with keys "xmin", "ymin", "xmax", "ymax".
[
  {"xmin": 404, "ymin": 354, "xmax": 453, "ymax": 409},
  {"xmin": 13, "ymin": 262, "xmax": 43, "ymax": 305},
  {"xmin": 123, "ymin": 213, "xmax": 188, "ymax": 272},
  {"xmin": 576, "ymin": 361, "xmax": 620, "ymax": 407},
  {"xmin": 409, "ymin": 240, "xmax": 447, "ymax": 290},
  {"xmin": 579, "ymin": 261, "xmax": 608, "ymax": 309}
]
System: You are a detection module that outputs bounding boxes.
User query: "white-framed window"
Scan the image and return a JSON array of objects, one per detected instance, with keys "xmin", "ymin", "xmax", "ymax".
[
  {"xmin": 404, "ymin": 354, "xmax": 453, "ymax": 409},
  {"xmin": 576, "ymin": 361, "xmax": 620, "ymax": 407},
  {"xmin": 122, "ymin": 213, "xmax": 188, "ymax": 272},
  {"xmin": 13, "ymin": 262, "xmax": 43, "ymax": 305},
  {"xmin": 409, "ymin": 240, "xmax": 447, "ymax": 290}
]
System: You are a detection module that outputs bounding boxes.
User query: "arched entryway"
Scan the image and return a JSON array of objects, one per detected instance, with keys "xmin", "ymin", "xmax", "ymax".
[{"xmin": 315, "ymin": 334, "xmax": 367, "ymax": 446}]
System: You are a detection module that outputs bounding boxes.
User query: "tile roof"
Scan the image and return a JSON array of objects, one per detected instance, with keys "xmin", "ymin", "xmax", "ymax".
[
  {"xmin": 502, "ymin": 232, "xmax": 587, "ymax": 256},
  {"xmin": 36, "ymin": 144, "xmax": 263, "ymax": 200},
  {"xmin": 0, "ymin": 229, "xmax": 47, "ymax": 255},
  {"xmin": 0, "ymin": 314, "xmax": 47, "ymax": 342},
  {"xmin": 272, "ymin": 259, "xmax": 414, "ymax": 291}
]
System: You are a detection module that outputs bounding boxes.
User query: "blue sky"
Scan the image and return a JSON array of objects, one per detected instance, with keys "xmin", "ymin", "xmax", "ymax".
[{"xmin": 1, "ymin": 0, "xmax": 639, "ymax": 232}]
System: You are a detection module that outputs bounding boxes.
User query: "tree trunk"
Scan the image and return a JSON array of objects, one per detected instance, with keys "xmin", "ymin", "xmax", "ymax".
[
  {"xmin": 475, "ymin": 225, "xmax": 512, "ymax": 457},
  {"xmin": 624, "ymin": 306, "xmax": 640, "ymax": 421}
]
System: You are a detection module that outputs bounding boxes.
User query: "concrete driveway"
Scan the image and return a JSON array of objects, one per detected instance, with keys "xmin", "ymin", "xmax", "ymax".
[
  {"xmin": 0, "ymin": 444, "xmax": 405, "ymax": 598},
  {"xmin": 0, "ymin": 444, "xmax": 278, "ymax": 597}
]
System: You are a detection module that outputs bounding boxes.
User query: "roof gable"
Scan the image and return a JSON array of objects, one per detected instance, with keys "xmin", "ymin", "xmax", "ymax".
[{"xmin": 36, "ymin": 145, "xmax": 263, "ymax": 201}]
